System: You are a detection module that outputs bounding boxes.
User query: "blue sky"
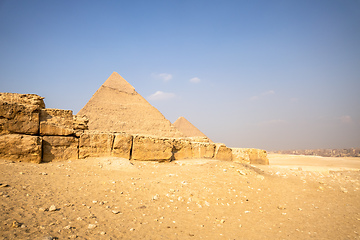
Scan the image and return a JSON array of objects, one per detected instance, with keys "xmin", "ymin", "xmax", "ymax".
[{"xmin": 1, "ymin": 0, "xmax": 359, "ymax": 150}]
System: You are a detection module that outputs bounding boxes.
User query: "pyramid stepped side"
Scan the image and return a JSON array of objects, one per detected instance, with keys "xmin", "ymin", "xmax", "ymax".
[
  {"xmin": 77, "ymin": 72, "xmax": 183, "ymax": 138},
  {"xmin": 173, "ymin": 116, "xmax": 213, "ymax": 142}
]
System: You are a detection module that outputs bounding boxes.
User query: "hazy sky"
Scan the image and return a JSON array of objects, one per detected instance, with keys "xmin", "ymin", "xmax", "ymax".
[{"xmin": 1, "ymin": 0, "xmax": 359, "ymax": 150}]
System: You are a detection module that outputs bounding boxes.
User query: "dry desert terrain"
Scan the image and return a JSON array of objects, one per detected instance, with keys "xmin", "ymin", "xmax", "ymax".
[{"xmin": 1, "ymin": 154, "xmax": 359, "ymax": 240}]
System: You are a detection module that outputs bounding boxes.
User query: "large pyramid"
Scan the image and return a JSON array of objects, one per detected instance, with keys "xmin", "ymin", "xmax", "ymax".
[
  {"xmin": 77, "ymin": 72, "xmax": 183, "ymax": 138},
  {"xmin": 173, "ymin": 116, "xmax": 213, "ymax": 142}
]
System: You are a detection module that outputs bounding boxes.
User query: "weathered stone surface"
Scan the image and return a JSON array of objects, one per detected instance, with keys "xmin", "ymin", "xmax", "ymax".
[
  {"xmin": 0, "ymin": 134, "xmax": 42, "ymax": 163},
  {"xmin": 231, "ymin": 148, "xmax": 250, "ymax": 164},
  {"xmin": 112, "ymin": 133, "xmax": 132, "ymax": 159},
  {"xmin": 172, "ymin": 138, "xmax": 193, "ymax": 160},
  {"xmin": 191, "ymin": 142, "xmax": 215, "ymax": 159},
  {"xmin": 40, "ymin": 109, "xmax": 74, "ymax": 136},
  {"xmin": 232, "ymin": 148, "xmax": 269, "ymax": 165},
  {"xmin": 0, "ymin": 93, "xmax": 44, "ymax": 135},
  {"xmin": 214, "ymin": 143, "xmax": 232, "ymax": 161},
  {"xmin": 131, "ymin": 135, "xmax": 173, "ymax": 161},
  {"xmin": 79, "ymin": 132, "xmax": 114, "ymax": 158},
  {"xmin": 42, "ymin": 136, "xmax": 78, "ymax": 162},
  {"xmin": 0, "ymin": 93, "xmax": 45, "ymax": 109},
  {"xmin": 73, "ymin": 115, "xmax": 89, "ymax": 130}
]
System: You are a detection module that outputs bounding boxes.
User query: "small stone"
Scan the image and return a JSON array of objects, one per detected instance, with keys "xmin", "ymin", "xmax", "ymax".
[
  {"xmin": 19, "ymin": 172, "xmax": 24, "ymax": 175},
  {"xmin": 69, "ymin": 235, "xmax": 77, "ymax": 239},
  {"xmin": 220, "ymin": 219, "xmax": 225, "ymax": 223},
  {"xmin": 153, "ymin": 194, "xmax": 159, "ymax": 200},
  {"xmin": 42, "ymin": 236, "xmax": 54, "ymax": 240},
  {"xmin": 92, "ymin": 200, "xmax": 97, "ymax": 204},
  {"xmin": 237, "ymin": 170, "xmax": 246, "ymax": 175},
  {"xmin": 112, "ymin": 210, "xmax": 120, "ymax": 214},
  {"xmin": 41, "ymin": 172, "xmax": 48, "ymax": 175},
  {"xmin": 100, "ymin": 231, "xmax": 106, "ymax": 235},
  {"xmin": 0, "ymin": 183, "xmax": 9, "ymax": 188},
  {"xmin": 130, "ymin": 228, "xmax": 135, "ymax": 231},
  {"xmin": 39, "ymin": 207, "xmax": 48, "ymax": 212},
  {"xmin": 76, "ymin": 217, "xmax": 83, "ymax": 221},
  {"xmin": 88, "ymin": 224, "xmax": 97, "ymax": 229},
  {"xmin": 12, "ymin": 221, "xmax": 21, "ymax": 228},
  {"xmin": 223, "ymin": 169, "xmax": 227, "ymax": 172},
  {"xmin": 49, "ymin": 205, "xmax": 57, "ymax": 212},
  {"xmin": 64, "ymin": 225, "xmax": 71, "ymax": 230}
]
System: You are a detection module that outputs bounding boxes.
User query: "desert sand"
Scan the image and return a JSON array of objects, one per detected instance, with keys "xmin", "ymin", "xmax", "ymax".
[{"xmin": 1, "ymin": 154, "xmax": 359, "ymax": 240}]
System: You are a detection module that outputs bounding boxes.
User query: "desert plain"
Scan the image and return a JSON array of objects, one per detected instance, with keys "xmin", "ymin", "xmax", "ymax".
[{"xmin": 1, "ymin": 154, "xmax": 359, "ymax": 240}]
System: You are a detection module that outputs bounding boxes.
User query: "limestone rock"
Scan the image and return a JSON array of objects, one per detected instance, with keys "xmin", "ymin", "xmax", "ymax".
[
  {"xmin": 214, "ymin": 143, "xmax": 232, "ymax": 161},
  {"xmin": 132, "ymin": 135, "xmax": 173, "ymax": 161},
  {"xmin": 231, "ymin": 148, "xmax": 250, "ymax": 164},
  {"xmin": 73, "ymin": 115, "xmax": 89, "ymax": 130},
  {"xmin": 40, "ymin": 109, "xmax": 74, "ymax": 136},
  {"xmin": 79, "ymin": 132, "xmax": 114, "ymax": 158},
  {"xmin": 0, "ymin": 93, "xmax": 44, "ymax": 135},
  {"xmin": 232, "ymin": 148, "xmax": 269, "ymax": 165},
  {"xmin": 112, "ymin": 133, "xmax": 133, "ymax": 159},
  {"xmin": 191, "ymin": 142, "xmax": 215, "ymax": 159},
  {"xmin": 42, "ymin": 136, "xmax": 78, "ymax": 162},
  {"xmin": 172, "ymin": 138, "xmax": 193, "ymax": 160},
  {"xmin": 0, "ymin": 134, "xmax": 42, "ymax": 163}
]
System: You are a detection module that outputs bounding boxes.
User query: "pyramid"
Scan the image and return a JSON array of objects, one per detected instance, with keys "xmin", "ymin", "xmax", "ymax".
[
  {"xmin": 173, "ymin": 116, "xmax": 213, "ymax": 142},
  {"xmin": 77, "ymin": 72, "xmax": 183, "ymax": 138}
]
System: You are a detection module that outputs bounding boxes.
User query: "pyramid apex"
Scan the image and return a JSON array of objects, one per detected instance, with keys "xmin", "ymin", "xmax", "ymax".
[{"xmin": 102, "ymin": 72, "xmax": 135, "ymax": 94}]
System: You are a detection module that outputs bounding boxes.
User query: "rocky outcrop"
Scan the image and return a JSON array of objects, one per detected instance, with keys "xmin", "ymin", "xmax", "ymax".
[
  {"xmin": 79, "ymin": 132, "xmax": 114, "ymax": 159},
  {"xmin": 232, "ymin": 148, "xmax": 269, "ymax": 165},
  {"xmin": 42, "ymin": 136, "xmax": 78, "ymax": 162},
  {"xmin": 0, "ymin": 93, "xmax": 45, "ymax": 135},
  {"xmin": 40, "ymin": 109, "xmax": 74, "ymax": 136},
  {"xmin": 131, "ymin": 135, "xmax": 173, "ymax": 161},
  {"xmin": 214, "ymin": 143, "xmax": 232, "ymax": 161},
  {"xmin": 0, "ymin": 134, "xmax": 42, "ymax": 163}
]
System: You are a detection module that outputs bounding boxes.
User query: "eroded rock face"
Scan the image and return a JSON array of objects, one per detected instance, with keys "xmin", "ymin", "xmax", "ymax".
[
  {"xmin": 42, "ymin": 136, "xmax": 78, "ymax": 162},
  {"xmin": 112, "ymin": 133, "xmax": 133, "ymax": 159},
  {"xmin": 0, "ymin": 134, "xmax": 42, "ymax": 163},
  {"xmin": 191, "ymin": 142, "xmax": 215, "ymax": 159},
  {"xmin": 231, "ymin": 148, "xmax": 250, "ymax": 164},
  {"xmin": 40, "ymin": 109, "xmax": 74, "ymax": 136},
  {"xmin": 214, "ymin": 143, "xmax": 232, "ymax": 161},
  {"xmin": 73, "ymin": 115, "xmax": 89, "ymax": 131},
  {"xmin": 0, "ymin": 93, "xmax": 45, "ymax": 135},
  {"xmin": 79, "ymin": 132, "xmax": 114, "ymax": 158},
  {"xmin": 172, "ymin": 138, "xmax": 193, "ymax": 160},
  {"xmin": 132, "ymin": 135, "xmax": 173, "ymax": 161},
  {"xmin": 231, "ymin": 148, "xmax": 269, "ymax": 165}
]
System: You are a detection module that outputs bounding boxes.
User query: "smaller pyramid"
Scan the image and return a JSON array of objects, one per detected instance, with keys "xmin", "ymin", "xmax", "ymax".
[
  {"xmin": 173, "ymin": 117, "xmax": 213, "ymax": 142},
  {"xmin": 77, "ymin": 72, "xmax": 183, "ymax": 138}
]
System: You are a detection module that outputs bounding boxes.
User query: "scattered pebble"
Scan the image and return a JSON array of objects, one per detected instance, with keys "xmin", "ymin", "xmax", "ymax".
[
  {"xmin": 88, "ymin": 224, "xmax": 97, "ymax": 229},
  {"xmin": 12, "ymin": 221, "xmax": 21, "ymax": 228},
  {"xmin": 49, "ymin": 205, "xmax": 57, "ymax": 212}
]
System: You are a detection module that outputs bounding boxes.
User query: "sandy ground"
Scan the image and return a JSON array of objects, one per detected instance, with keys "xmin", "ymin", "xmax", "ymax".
[{"xmin": 1, "ymin": 154, "xmax": 359, "ymax": 240}]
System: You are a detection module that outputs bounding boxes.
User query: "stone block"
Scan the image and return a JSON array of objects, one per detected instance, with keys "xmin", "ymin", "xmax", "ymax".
[
  {"xmin": 73, "ymin": 115, "xmax": 89, "ymax": 130},
  {"xmin": 79, "ymin": 132, "xmax": 114, "ymax": 158},
  {"xmin": 40, "ymin": 109, "xmax": 74, "ymax": 136},
  {"xmin": 112, "ymin": 133, "xmax": 133, "ymax": 159},
  {"xmin": 214, "ymin": 143, "xmax": 232, "ymax": 161},
  {"xmin": 231, "ymin": 148, "xmax": 269, "ymax": 165},
  {"xmin": 0, "ymin": 134, "xmax": 42, "ymax": 163},
  {"xmin": 0, "ymin": 93, "xmax": 44, "ymax": 135},
  {"xmin": 42, "ymin": 136, "xmax": 78, "ymax": 162},
  {"xmin": 132, "ymin": 135, "xmax": 173, "ymax": 161},
  {"xmin": 231, "ymin": 148, "xmax": 250, "ymax": 164},
  {"xmin": 191, "ymin": 142, "xmax": 215, "ymax": 159},
  {"xmin": 248, "ymin": 148, "xmax": 269, "ymax": 165},
  {"xmin": 172, "ymin": 138, "xmax": 193, "ymax": 160}
]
